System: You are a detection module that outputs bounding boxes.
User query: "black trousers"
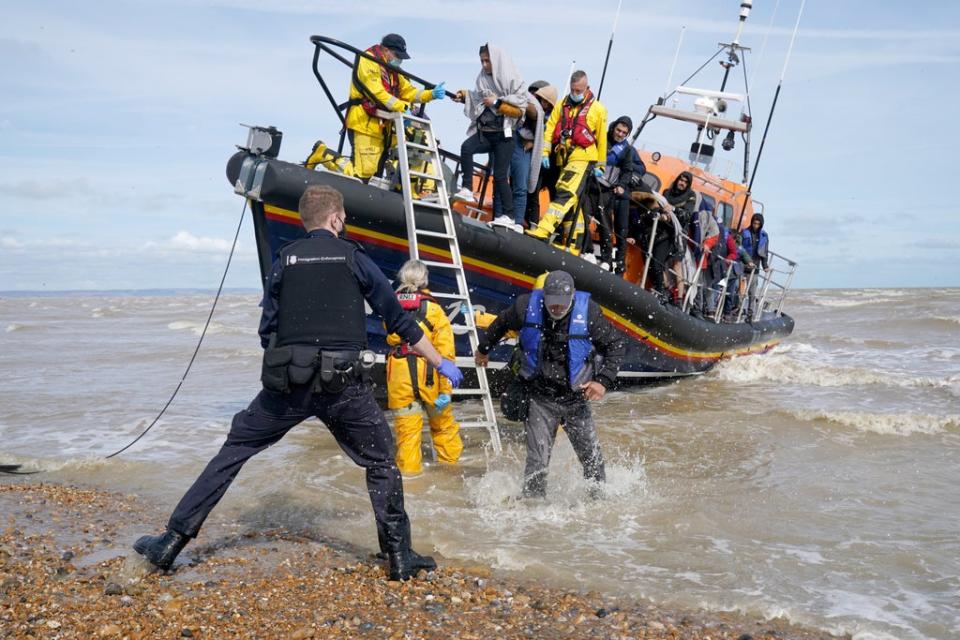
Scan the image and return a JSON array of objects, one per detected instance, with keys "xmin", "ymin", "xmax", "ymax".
[
  {"xmin": 582, "ymin": 184, "xmax": 630, "ymax": 264},
  {"xmin": 460, "ymin": 130, "xmax": 515, "ymax": 219},
  {"xmin": 167, "ymin": 382, "xmax": 411, "ymax": 553}
]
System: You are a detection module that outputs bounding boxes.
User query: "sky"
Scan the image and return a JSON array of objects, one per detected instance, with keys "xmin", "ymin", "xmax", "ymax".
[{"xmin": 2, "ymin": 0, "xmax": 958, "ymax": 291}]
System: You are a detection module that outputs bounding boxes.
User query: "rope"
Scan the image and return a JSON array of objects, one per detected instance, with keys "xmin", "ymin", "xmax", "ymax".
[{"xmin": 104, "ymin": 199, "xmax": 248, "ymax": 459}]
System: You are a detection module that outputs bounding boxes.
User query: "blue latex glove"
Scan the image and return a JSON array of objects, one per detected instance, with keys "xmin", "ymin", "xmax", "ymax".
[
  {"xmin": 541, "ymin": 157, "xmax": 550, "ymax": 169},
  {"xmin": 431, "ymin": 82, "xmax": 446, "ymax": 100},
  {"xmin": 436, "ymin": 358, "xmax": 463, "ymax": 388},
  {"xmin": 594, "ymin": 167, "xmax": 604, "ymax": 179},
  {"xmin": 460, "ymin": 302, "xmax": 470, "ymax": 315},
  {"xmin": 434, "ymin": 393, "xmax": 451, "ymax": 410}
]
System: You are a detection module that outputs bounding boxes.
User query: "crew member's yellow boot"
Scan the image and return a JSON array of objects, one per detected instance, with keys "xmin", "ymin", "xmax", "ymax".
[{"xmin": 305, "ymin": 141, "xmax": 351, "ymax": 174}]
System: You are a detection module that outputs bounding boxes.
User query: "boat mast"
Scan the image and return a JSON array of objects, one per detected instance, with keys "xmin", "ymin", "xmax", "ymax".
[{"xmin": 596, "ymin": 0, "xmax": 624, "ymax": 100}]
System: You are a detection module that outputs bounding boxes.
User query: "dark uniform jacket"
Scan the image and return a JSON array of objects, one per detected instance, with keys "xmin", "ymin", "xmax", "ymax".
[
  {"xmin": 478, "ymin": 293, "xmax": 626, "ymax": 398},
  {"xmin": 258, "ymin": 229, "xmax": 424, "ymax": 349}
]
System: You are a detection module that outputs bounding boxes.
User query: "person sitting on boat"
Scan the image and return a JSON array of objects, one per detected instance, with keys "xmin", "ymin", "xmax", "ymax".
[
  {"xmin": 385, "ymin": 259, "xmax": 463, "ymax": 477},
  {"xmin": 450, "ymin": 44, "xmax": 527, "ymax": 229},
  {"xmin": 740, "ymin": 212, "xmax": 770, "ymax": 316},
  {"xmin": 132, "ymin": 185, "xmax": 463, "ymax": 582},
  {"xmin": 474, "ymin": 270, "xmax": 625, "ymax": 499},
  {"xmin": 305, "ymin": 34, "xmax": 446, "ymax": 181},
  {"xmin": 523, "ymin": 82, "xmax": 559, "ymax": 229},
  {"xmin": 526, "ymin": 70, "xmax": 608, "ymax": 256},
  {"xmin": 489, "ymin": 80, "xmax": 550, "ymax": 230},
  {"xmin": 581, "ymin": 115, "xmax": 643, "ymax": 274}
]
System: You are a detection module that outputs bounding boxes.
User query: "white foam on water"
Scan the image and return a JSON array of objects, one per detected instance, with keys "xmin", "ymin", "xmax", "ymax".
[
  {"xmin": 5, "ymin": 322, "xmax": 31, "ymax": 332},
  {"xmin": 167, "ymin": 320, "xmax": 227, "ymax": 335},
  {"xmin": 790, "ymin": 409, "xmax": 959, "ymax": 436},
  {"xmin": 714, "ymin": 346, "xmax": 953, "ymax": 392},
  {"xmin": 931, "ymin": 315, "xmax": 960, "ymax": 326}
]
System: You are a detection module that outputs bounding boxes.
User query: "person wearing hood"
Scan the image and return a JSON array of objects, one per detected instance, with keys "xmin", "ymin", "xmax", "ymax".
[
  {"xmin": 491, "ymin": 80, "xmax": 552, "ymax": 229},
  {"xmin": 474, "ymin": 271, "xmax": 625, "ymax": 499},
  {"xmin": 581, "ymin": 115, "xmax": 643, "ymax": 273},
  {"xmin": 657, "ymin": 171, "xmax": 700, "ymax": 303},
  {"xmin": 740, "ymin": 212, "xmax": 770, "ymax": 317},
  {"xmin": 451, "ymin": 44, "xmax": 527, "ymax": 228},
  {"xmin": 523, "ymin": 82, "xmax": 559, "ymax": 228},
  {"xmin": 526, "ymin": 70, "xmax": 608, "ymax": 256},
  {"xmin": 306, "ymin": 34, "xmax": 446, "ymax": 181}
]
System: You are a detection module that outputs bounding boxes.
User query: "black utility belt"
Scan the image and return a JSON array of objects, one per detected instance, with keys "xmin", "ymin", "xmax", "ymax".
[{"xmin": 261, "ymin": 346, "xmax": 374, "ymax": 394}]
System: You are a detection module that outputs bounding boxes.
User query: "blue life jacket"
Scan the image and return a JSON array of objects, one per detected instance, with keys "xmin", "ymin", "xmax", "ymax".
[
  {"xmin": 519, "ymin": 289, "xmax": 593, "ymax": 387},
  {"xmin": 741, "ymin": 228, "xmax": 769, "ymax": 260}
]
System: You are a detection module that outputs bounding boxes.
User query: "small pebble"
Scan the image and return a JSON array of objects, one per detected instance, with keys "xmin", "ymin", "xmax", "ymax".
[{"xmin": 103, "ymin": 582, "xmax": 123, "ymax": 596}]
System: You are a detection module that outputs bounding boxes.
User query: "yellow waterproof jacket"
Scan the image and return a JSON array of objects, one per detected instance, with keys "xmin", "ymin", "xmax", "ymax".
[
  {"xmin": 385, "ymin": 292, "xmax": 454, "ymax": 408},
  {"xmin": 542, "ymin": 95, "xmax": 608, "ymax": 168},
  {"xmin": 346, "ymin": 47, "xmax": 435, "ymax": 137}
]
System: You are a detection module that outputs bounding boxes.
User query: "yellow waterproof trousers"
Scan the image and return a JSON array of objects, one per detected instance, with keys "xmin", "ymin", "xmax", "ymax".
[
  {"xmin": 393, "ymin": 402, "xmax": 463, "ymax": 476},
  {"xmin": 526, "ymin": 159, "xmax": 593, "ymax": 255},
  {"xmin": 305, "ymin": 130, "xmax": 387, "ymax": 180}
]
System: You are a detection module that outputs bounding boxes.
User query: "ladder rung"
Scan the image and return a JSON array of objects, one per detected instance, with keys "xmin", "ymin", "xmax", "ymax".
[
  {"xmin": 408, "ymin": 169, "xmax": 440, "ymax": 180},
  {"xmin": 405, "ymin": 141, "xmax": 435, "ymax": 152},
  {"xmin": 421, "ymin": 259, "xmax": 461, "ymax": 270},
  {"xmin": 459, "ymin": 421, "xmax": 498, "ymax": 429},
  {"xmin": 412, "ymin": 199, "xmax": 449, "ymax": 210},
  {"xmin": 431, "ymin": 292, "xmax": 469, "ymax": 300},
  {"xmin": 414, "ymin": 229, "xmax": 455, "ymax": 239},
  {"xmin": 451, "ymin": 389, "xmax": 489, "ymax": 396}
]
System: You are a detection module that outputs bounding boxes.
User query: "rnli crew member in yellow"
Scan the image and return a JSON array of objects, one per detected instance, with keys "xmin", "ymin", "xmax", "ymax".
[
  {"xmin": 474, "ymin": 271, "xmax": 625, "ymax": 499},
  {"xmin": 526, "ymin": 71, "xmax": 608, "ymax": 255},
  {"xmin": 386, "ymin": 260, "xmax": 463, "ymax": 476},
  {"xmin": 132, "ymin": 185, "xmax": 464, "ymax": 582},
  {"xmin": 307, "ymin": 34, "xmax": 446, "ymax": 180}
]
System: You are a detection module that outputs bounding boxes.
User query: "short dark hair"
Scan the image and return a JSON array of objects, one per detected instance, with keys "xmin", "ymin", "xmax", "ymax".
[
  {"xmin": 299, "ymin": 185, "xmax": 343, "ymax": 230},
  {"xmin": 479, "ymin": 44, "xmax": 489, "ymax": 56},
  {"xmin": 570, "ymin": 70, "xmax": 587, "ymax": 84}
]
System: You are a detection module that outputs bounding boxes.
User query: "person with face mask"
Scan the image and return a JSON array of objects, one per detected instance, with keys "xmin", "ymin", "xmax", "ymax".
[
  {"xmin": 526, "ymin": 70, "xmax": 608, "ymax": 256},
  {"xmin": 474, "ymin": 271, "xmax": 625, "ymax": 499},
  {"xmin": 306, "ymin": 34, "xmax": 446, "ymax": 181}
]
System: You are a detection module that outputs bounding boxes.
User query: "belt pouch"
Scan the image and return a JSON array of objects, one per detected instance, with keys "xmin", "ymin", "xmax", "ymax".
[
  {"xmin": 261, "ymin": 346, "xmax": 293, "ymax": 392},
  {"xmin": 317, "ymin": 351, "xmax": 349, "ymax": 394},
  {"xmin": 288, "ymin": 346, "xmax": 320, "ymax": 386}
]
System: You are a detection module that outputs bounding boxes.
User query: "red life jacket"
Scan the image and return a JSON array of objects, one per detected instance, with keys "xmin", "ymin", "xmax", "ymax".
[
  {"xmin": 551, "ymin": 91, "xmax": 597, "ymax": 149},
  {"xmin": 358, "ymin": 45, "xmax": 401, "ymax": 117},
  {"xmin": 395, "ymin": 291, "xmax": 435, "ymax": 356}
]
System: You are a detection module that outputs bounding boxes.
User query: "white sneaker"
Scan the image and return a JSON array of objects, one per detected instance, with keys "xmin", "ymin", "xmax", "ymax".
[
  {"xmin": 451, "ymin": 187, "xmax": 477, "ymax": 203},
  {"xmin": 582, "ymin": 253, "xmax": 598, "ymax": 265},
  {"xmin": 490, "ymin": 215, "xmax": 516, "ymax": 229},
  {"xmin": 599, "ymin": 261, "xmax": 611, "ymax": 272}
]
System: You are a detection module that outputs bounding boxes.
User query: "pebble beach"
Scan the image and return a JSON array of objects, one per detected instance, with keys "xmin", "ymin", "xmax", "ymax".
[{"xmin": 0, "ymin": 482, "xmax": 845, "ymax": 639}]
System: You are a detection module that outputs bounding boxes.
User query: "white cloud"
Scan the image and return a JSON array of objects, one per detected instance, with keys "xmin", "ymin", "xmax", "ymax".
[{"xmin": 168, "ymin": 231, "xmax": 235, "ymax": 253}]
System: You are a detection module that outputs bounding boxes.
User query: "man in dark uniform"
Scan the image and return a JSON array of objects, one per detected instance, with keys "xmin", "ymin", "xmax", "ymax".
[
  {"xmin": 474, "ymin": 270, "xmax": 625, "ymax": 498},
  {"xmin": 133, "ymin": 185, "xmax": 463, "ymax": 581}
]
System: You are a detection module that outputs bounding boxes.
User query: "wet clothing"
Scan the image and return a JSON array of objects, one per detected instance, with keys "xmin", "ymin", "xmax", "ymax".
[
  {"xmin": 528, "ymin": 91, "xmax": 608, "ymax": 252},
  {"xmin": 386, "ymin": 291, "xmax": 462, "ymax": 475},
  {"xmin": 478, "ymin": 291, "xmax": 625, "ymax": 497},
  {"xmin": 342, "ymin": 44, "xmax": 436, "ymax": 179},
  {"xmin": 169, "ymin": 229, "xmax": 424, "ymax": 557}
]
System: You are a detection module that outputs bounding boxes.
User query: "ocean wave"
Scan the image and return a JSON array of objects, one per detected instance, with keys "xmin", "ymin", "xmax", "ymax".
[
  {"xmin": 931, "ymin": 315, "xmax": 960, "ymax": 326},
  {"xmin": 789, "ymin": 409, "xmax": 958, "ymax": 436},
  {"xmin": 713, "ymin": 349, "xmax": 954, "ymax": 392},
  {"xmin": 806, "ymin": 298, "xmax": 887, "ymax": 308},
  {"xmin": 5, "ymin": 322, "xmax": 33, "ymax": 332},
  {"xmin": 167, "ymin": 320, "xmax": 228, "ymax": 335}
]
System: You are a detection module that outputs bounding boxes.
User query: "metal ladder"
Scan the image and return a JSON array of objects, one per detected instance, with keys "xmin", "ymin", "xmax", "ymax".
[{"xmin": 378, "ymin": 110, "xmax": 502, "ymax": 455}]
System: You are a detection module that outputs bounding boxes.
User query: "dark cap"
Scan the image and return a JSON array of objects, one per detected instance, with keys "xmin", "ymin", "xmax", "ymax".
[
  {"xmin": 542, "ymin": 270, "xmax": 575, "ymax": 312},
  {"xmin": 381, "ymin": 33, "xmax": 410, "ymax": 59}
]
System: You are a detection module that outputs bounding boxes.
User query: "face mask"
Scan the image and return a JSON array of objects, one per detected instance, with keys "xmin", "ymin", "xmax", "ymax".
[
  {"xmin": 388, "ymin": 58, "xmax": 402, "ymax": 68},
  {"xmin": 569, "ymin": 93, "xmax": 584, "ymax": 104}
]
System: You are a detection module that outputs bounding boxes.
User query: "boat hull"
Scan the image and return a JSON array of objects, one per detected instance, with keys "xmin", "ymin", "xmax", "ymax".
[{"xmin": 227, "ymin": 152, "xmax": 793, "ymax": 384}]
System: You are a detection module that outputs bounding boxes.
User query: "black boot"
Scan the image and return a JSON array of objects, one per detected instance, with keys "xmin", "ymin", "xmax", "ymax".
[
  {"xmin": 133, "ymin": 529, "xmax": 189, "ymax": 570},
  {"xmin": 388, "ymin": 548, "xmax": 436, "ymax": 581}
]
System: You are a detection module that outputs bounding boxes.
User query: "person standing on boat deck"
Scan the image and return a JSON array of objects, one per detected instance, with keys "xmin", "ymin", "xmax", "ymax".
[
  {"xmin": 385, "ymin": 259, "xmax": 463, "ymax": 477},
  {"xmin": 306, "ymin": 34, "xmax": 446, "ymax": 181},
  {"xmin": 132, "ymin": 185, "xmax": 463, "ymax": 582},
  {"xmin": 526, "ymin": 70, "xmax": 608, "ymax": 256},
  {"xmin": 491, "ymin": 80, "xmax": 549, "ymax": 229},
  {"xmin": 523, "ymin": 82, "xmax": 559, "ymax": 228},
  {"xmin": 740, "ymin": 212, "xmax": 770, "ymax": 316},
  {"xmin": 474, "ymin": 271, "xmax": 625, "ymax": 499},
  {"xmin": 451, "ymin": 44, "xmax": 527, "ymax": 228},
  {"xmin": 660, "ymin": 171, "xmax": 700, "ymax": 304}
]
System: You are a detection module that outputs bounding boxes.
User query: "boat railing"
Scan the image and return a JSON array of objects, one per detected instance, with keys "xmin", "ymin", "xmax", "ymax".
[
  {"xmin": 307, "ymin": 35, "xmax": 493, "ymax": 205},
  {"xmin": 636, "ymin": 213, "xmax": 797, "ymax": 324}
]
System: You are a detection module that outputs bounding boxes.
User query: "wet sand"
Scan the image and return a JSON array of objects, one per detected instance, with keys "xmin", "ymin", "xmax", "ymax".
[{"xmin": 0, "ymin": 482, "xmax": 846, "ymax": 639}]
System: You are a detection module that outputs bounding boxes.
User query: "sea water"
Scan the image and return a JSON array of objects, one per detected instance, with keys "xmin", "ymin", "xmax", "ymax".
[{"xmin": 1, "ymin": 288, "xmax": 958, "ymax": 639}]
